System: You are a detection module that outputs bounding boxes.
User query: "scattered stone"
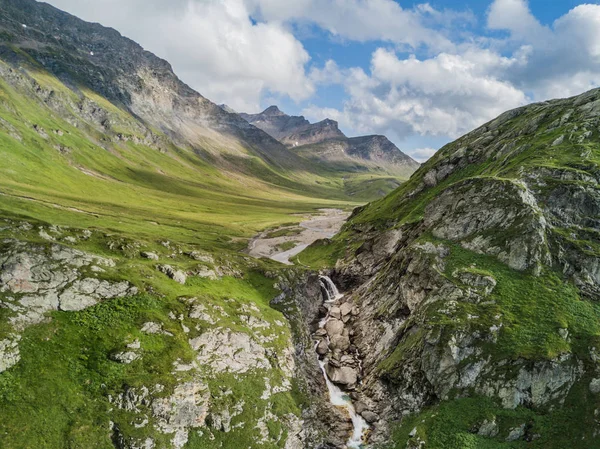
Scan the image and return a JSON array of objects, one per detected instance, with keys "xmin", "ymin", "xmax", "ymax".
[
  {"xmin": 112, "ymin": 351, "xmax": 140, "ymax": 364},
  {"xmin": 506, "ymin": 424, "xmax": 526, "ymax": 442},
  {"xmin": 141, "ymin": 251, "xmax": 159, "ymax": 261},
  {"xmin": 158, "ymin": 265, "xmax": 187, "ymax": 284},
  {"xmin": 187, "ymin": 251, "xmax": 214, "ymax": 264}
]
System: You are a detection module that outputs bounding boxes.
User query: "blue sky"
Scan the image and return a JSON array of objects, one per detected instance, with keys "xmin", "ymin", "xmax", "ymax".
[{"xmin": 48, "ymin": 0, "xmax": 600, "ymax": 161}]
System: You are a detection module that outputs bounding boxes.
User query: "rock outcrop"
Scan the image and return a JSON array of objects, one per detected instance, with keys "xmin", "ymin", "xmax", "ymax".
[{"xmin": 309, "ymin": 87, "xmax": 600, "ymax": 446}]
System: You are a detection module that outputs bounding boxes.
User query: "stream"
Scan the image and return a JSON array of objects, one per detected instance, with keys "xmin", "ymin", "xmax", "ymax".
[{"xmin": 316, "ymin": 276, "xmax": 370, "ymax": 448}]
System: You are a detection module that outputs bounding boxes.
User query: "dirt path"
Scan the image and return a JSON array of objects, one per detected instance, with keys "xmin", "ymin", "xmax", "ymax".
[{"xmin": 247, "ymin": 208, "xmax": 349, "ymax": 265}]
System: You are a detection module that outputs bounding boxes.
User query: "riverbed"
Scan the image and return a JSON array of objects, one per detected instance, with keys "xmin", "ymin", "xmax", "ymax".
[{"xmin": 247, "ymin": 208, "xmax": 349, "ymax": 265}]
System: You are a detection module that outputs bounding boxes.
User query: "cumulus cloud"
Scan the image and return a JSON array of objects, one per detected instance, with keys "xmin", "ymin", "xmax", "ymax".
[
  {"xmin": 409, "ymin": 147, "xmax": 438, "ymax": 162},
  {"xmin": 488, "ymin": 1, "xmax": 600, "ymax": 98},
  {"xmin": 47, "ymin": 0, "xmax": 313, "ymax": 111},
  {"xmin": 246, "ymin": 0, "xmax": 457, "ymax": 51},
  {"xmin": 305, "ymin": 48, "xmax": 527, "ymax": 140}
]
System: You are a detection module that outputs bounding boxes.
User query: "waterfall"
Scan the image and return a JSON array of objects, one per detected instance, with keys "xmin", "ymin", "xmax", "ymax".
[
  {"xmin": 319, "ymin": 275, "xmax": 343, "ymax": 302},
  {"xmin": 315, "ymin": 276, "xmax": 369, "ymax": 448}
]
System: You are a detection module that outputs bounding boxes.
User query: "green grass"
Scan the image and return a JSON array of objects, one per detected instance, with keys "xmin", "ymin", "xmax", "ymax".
[{"xmin": 385, "ymin": 391, "xmax": 600, "ymax": 449}]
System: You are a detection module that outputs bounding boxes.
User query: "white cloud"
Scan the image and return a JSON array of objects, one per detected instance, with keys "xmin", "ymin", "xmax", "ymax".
[
  {"xmin": 306, "ymin": 48, "xmax": 527, "ymax": 140},
  {"xmin": 47, "ymin": 0, "xmax": 313, "ymax": 111},
  {"xmin": 409, "ymin": 147, "xmax": 438, "ymax": 162},
  {"xmin": 488, "ymin": 1, "xmax": 600, "ymax": 99},
  {"xmin": 246, "ymin": 0, "xmax": 457, "ymax": 51}
]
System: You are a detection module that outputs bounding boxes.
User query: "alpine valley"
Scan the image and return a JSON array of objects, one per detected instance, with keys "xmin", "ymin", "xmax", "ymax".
[{"xmin": 0, "ymin": 1, "xmax": 599, "ymax": 449}]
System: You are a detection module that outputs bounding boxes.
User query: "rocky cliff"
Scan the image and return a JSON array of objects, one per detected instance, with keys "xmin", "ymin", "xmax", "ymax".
[{"xmin": 299, "ymin": 87, "xmax": 600, "ymax": 447}]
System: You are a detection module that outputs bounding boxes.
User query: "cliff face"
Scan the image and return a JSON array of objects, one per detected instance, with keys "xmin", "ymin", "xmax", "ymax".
[{"xmin": 303, "ymin": 88, "xmax": 600, "ymax": 447}]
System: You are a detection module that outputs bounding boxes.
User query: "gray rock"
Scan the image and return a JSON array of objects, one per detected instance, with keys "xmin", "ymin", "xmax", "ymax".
[
  {"xmin": 361, "ymin": 410, "xmax": 378, "ymax": 424},
  {"xmin": 158, "ymin": 265, "xmax": 187, "ymax": 284},
  {"xmin": 0, "ymin": 335, "xmax": 21, "ymax": 373},
  {"xmin": 153, "ymin": 381, "xmax": 210, "ymax": 449},
  {"xmin": 478, "ymin": 419, "xmax": 499, "ymax": 437},
  {"xmin": 187, "ymin": 252, "xmax": 214, "ymax": 264},
  {"xmin": 141, "ymin": 251, "xmax": 159, "ymax": 261},
  {"xmin": 506, "ymin": 424, "xmax": 525, "ymax": 442},
  {"xmin": 589, "ymin": 378, "xmax": 600, "ymax": 394},
  {"xmin": 112, "ymin": 351, "xmax": 140, "ymax": 364},
  {"xmin": 189, "ymin": 329, "xmax": 270, "ymax": 373}
]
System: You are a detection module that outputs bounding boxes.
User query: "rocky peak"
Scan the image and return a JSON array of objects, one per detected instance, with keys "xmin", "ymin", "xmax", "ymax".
[{"xmin": 262, "ymin": 105, "xmax": 285, "ymax": 116}]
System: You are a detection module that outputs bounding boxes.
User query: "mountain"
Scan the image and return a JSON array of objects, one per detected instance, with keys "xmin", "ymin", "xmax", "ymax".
[
  {"xmin": 240, "ymin": 106, "xmax": 345, "ymax": 145},
  {"xmin": 296, "ymin": 87, "xmax": 600, "ymax": 447},
  {"xmin": 241, "ymin": 105, "xmax": 420, "ymax": 178}
]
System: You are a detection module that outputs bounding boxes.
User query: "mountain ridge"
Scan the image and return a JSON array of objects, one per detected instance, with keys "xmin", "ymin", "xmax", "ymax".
[{"xmin": 240, "ymin": 104, "xmax": 420, "ymax": 177}]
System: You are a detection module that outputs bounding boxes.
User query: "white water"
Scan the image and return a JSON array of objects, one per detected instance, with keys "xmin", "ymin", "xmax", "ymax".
[
  {"xmin": 315, "ymin": 276, "xmax": 369, "ymax": 448},
  {"xmin": 319, "ymin": 275, "xmax": 344, "ymax": 302}
]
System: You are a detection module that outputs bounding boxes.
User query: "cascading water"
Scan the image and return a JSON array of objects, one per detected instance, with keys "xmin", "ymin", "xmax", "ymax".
[
  {"xmin": 315, "ymin": 275, "xmax": 369, "ymax": 448},
  {"xmin": 319, "ymin": 275, "xmax": 343, "ymax": 302}
]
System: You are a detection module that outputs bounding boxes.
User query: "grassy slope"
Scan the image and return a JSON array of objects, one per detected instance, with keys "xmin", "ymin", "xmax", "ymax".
[{"xmin": 0, "ymin": 62, "xmax": 371, "ymax": 448}]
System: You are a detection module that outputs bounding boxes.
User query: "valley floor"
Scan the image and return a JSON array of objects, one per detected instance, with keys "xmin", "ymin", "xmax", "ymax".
[{"xmin": 247, "ymin": 208, "xmax": 350, "ymax": 265}]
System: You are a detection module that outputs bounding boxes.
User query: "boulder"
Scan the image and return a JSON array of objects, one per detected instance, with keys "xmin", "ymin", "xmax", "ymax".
[
  {"xmin": 361, "ymin": 410, "xmax": 378, "ymax": 424},
  {"xmin": 354, "ymin": 401, "xmax": 368, "ymax": 414},
  {"xmin": 330, "ymin": 307, "xmax": 341, "ymax": 320},
  {"xmin": 316, "ymin": 339, "xmax": 329, "ymax": 356},
  {"xmin": 158, "ymin": 265, "xmax": 187, "ymax": 284},
  {"xmin": 314, "ymin": 328, "xmax": 327, "ymax": 337},
  {"xmin": 326, "ymin": 364, "xmax": 357, "ymax": 387},
  {"xmin": 339, "ymin": 303, "xmax": 353, "ymax": 317},
  {"xmin": 325, "ymin": 319, "xmax": 344, "ymax": 337},
  {"xmin": 141, "ymin": 251, "xmax": 159, "ymax": 261},
  {"xmin": 329, "ymin": 334, "xmax": 350, "ymax": 352}
]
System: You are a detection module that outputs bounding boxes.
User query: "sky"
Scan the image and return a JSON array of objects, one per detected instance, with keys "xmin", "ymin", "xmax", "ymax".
[{"xmin": 45, "ymin": 0, "xmax": 600, "ymax": 162}]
